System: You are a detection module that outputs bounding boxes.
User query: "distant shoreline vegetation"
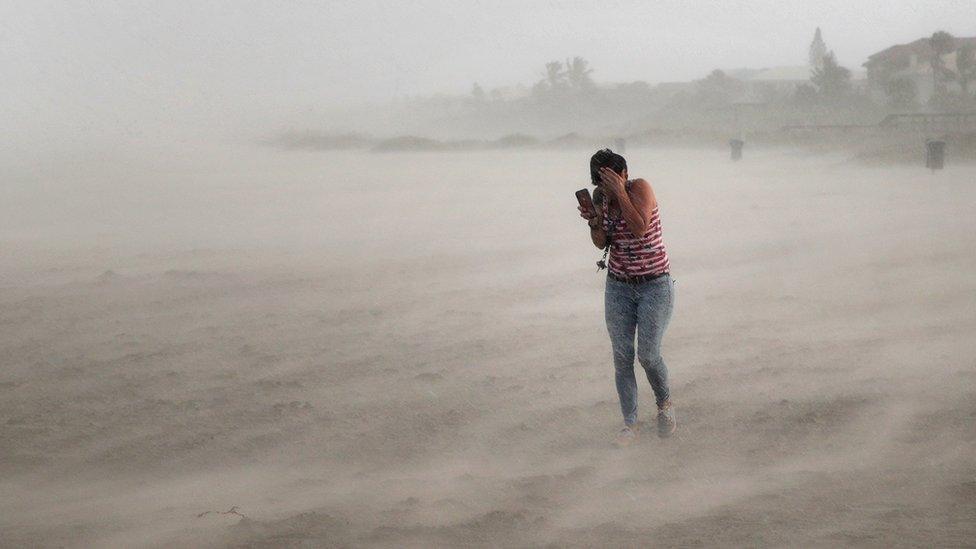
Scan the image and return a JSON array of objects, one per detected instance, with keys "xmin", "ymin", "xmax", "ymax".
[
  {"xmin": 264, "ymin": 131, "xmax": 600, "ymax": 152},
  {"xmin": 263, "ymin": 30, "xmax": 976, "ymax": 163},
  {"xmin": 263, "ymin": 129, "xmax": 753, "ymax": 153},
  {"xmin": 265, "ymin": 31, "xmax": 976, "ymax": 162},
  {"xmin": 263, "ymin": 127, "xmax": 976, "ymax": 164},
  {"xmin": 264, "ymin": 131, "xmax": 374, "ymax": 150}
]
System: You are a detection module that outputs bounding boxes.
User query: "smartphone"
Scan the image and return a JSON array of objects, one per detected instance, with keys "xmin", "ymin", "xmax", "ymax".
[{"xmin": 575, "ymin": 188, "xmax": 595, "ymax": 215}]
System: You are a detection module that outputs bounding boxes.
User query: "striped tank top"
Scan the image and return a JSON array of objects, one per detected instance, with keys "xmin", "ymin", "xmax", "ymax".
[{"xmin": 601, "ymin": 182, "xmax": 670, "ymax": 278}]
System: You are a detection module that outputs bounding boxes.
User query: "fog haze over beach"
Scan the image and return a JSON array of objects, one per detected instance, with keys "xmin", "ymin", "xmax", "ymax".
[{"xmin": 3, "ymin": 2, "xmax": 976, "ymax": 547}]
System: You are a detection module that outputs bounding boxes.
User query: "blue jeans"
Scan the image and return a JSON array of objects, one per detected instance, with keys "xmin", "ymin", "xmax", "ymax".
[{"xmin": 604, "ymin": 273, "xmax": 675, "ymax": 426}]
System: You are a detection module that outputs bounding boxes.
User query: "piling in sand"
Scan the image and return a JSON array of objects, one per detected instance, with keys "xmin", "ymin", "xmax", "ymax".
[
  {"xmin": 614, "ymin": 137, "xmax": 626, "ymax": 154},
  {"xmin": 730, "ymin": 138, "xmax": 744, "ymax": 161},
  {"xmin": 925, "ymin": 139, "xmax": 945, "ymax": 171}
]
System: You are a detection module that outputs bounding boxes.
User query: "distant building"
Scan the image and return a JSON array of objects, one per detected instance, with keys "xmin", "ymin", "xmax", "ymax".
[
  {"xmin": 863, "ymin": 36, "xmax": 976, "ymax": 105},
  {"xmin": 728, "ymin": 28, "xmax": 865, "ymax": 103},
  {"xmin": 731, "ymin": 65, "xmax": 866, "ymax": 102},
  {"xmin": 656, "ymin": 28, "xmax": 873, "ymax": 105},
  {"xmin": 745, "ymin": 66, "xmax": 813, "ymax": 93}
]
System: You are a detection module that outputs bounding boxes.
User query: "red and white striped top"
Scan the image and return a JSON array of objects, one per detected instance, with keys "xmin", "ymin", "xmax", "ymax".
[{"xmin": 601, "ymin": 188, "xmax": 670, "ymax": 278}]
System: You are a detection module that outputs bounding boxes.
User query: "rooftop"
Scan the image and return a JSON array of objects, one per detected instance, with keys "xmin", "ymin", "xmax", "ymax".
[
  {"xmin": 745, "ymin": 66, "xmax": 812, "ymax": 82},
  {"xmin": 865, "ymin": 36, "xmax": 976, "ymax": 67}
]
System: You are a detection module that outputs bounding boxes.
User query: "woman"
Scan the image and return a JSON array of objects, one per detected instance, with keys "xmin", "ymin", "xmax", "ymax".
[{"xmin": 577, "ymin": 149, "xmax": 676, "ymax": 446}]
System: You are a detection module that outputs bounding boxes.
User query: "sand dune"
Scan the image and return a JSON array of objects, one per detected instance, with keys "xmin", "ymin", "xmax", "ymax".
[{"xmin": 1, "ymin": 147, "xmax": 974, "ymax": 547}]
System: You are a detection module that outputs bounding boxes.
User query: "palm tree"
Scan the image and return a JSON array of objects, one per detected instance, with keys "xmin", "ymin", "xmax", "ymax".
[
  {"xmin": 565, "ymin": 56, "xmax": 595, "ymax": 91},
  {"xmin": 544, "ymin": 61, "xmax": 567, "ymax": 91},
  {"xmin": 929, "ymin": 31, "xmax": 956, "ymax": 96},
  {"xmin": 957, "ymin": 44, "xmax": 975, "ymax": 96}
]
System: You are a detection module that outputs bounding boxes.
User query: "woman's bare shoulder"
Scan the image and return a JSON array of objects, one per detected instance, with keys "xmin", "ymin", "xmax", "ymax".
[
  {"xmin": 631, "ymin": 178, "xmax": 657, "ymax": 208},
  {"xmin": 632, "ymin": 178, "xmax": 656, "ymax": 196}
]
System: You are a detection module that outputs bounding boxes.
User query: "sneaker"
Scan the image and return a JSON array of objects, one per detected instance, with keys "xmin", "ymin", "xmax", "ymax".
[
  {"xmin": 614, "ymin": 423, "xmax": 640, "ymax": 447},
  {"xmin": 657, "ymin": 400, "xmax": 676, "ymax": 438}
]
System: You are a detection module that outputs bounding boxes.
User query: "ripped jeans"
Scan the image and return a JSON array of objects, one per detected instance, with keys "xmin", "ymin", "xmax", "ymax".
[{"xmin": 604, "ymin": 273, "xmax": 675, "ymax": 426}]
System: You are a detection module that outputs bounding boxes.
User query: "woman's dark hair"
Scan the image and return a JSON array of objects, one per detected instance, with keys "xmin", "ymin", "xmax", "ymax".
[{"xmin": 590, "ymin": 148, "xmax": 627, "ymax": 186}]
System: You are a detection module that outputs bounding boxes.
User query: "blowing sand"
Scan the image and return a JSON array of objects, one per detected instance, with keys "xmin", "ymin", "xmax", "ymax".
[{"xmin": 2, "ymin": 146, "xmax": 975, "ymax": 547}]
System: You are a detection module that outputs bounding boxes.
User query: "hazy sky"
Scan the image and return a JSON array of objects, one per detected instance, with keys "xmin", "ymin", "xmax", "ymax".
[{"xmin": 2, "ymin": 0, "xmax": 974, "ymax": 158}]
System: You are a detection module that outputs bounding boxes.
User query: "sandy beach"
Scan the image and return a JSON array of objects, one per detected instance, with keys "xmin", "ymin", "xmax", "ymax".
[{"xmin": 2, "ymin": 146, "xmax": 975, "ymax": 547}]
